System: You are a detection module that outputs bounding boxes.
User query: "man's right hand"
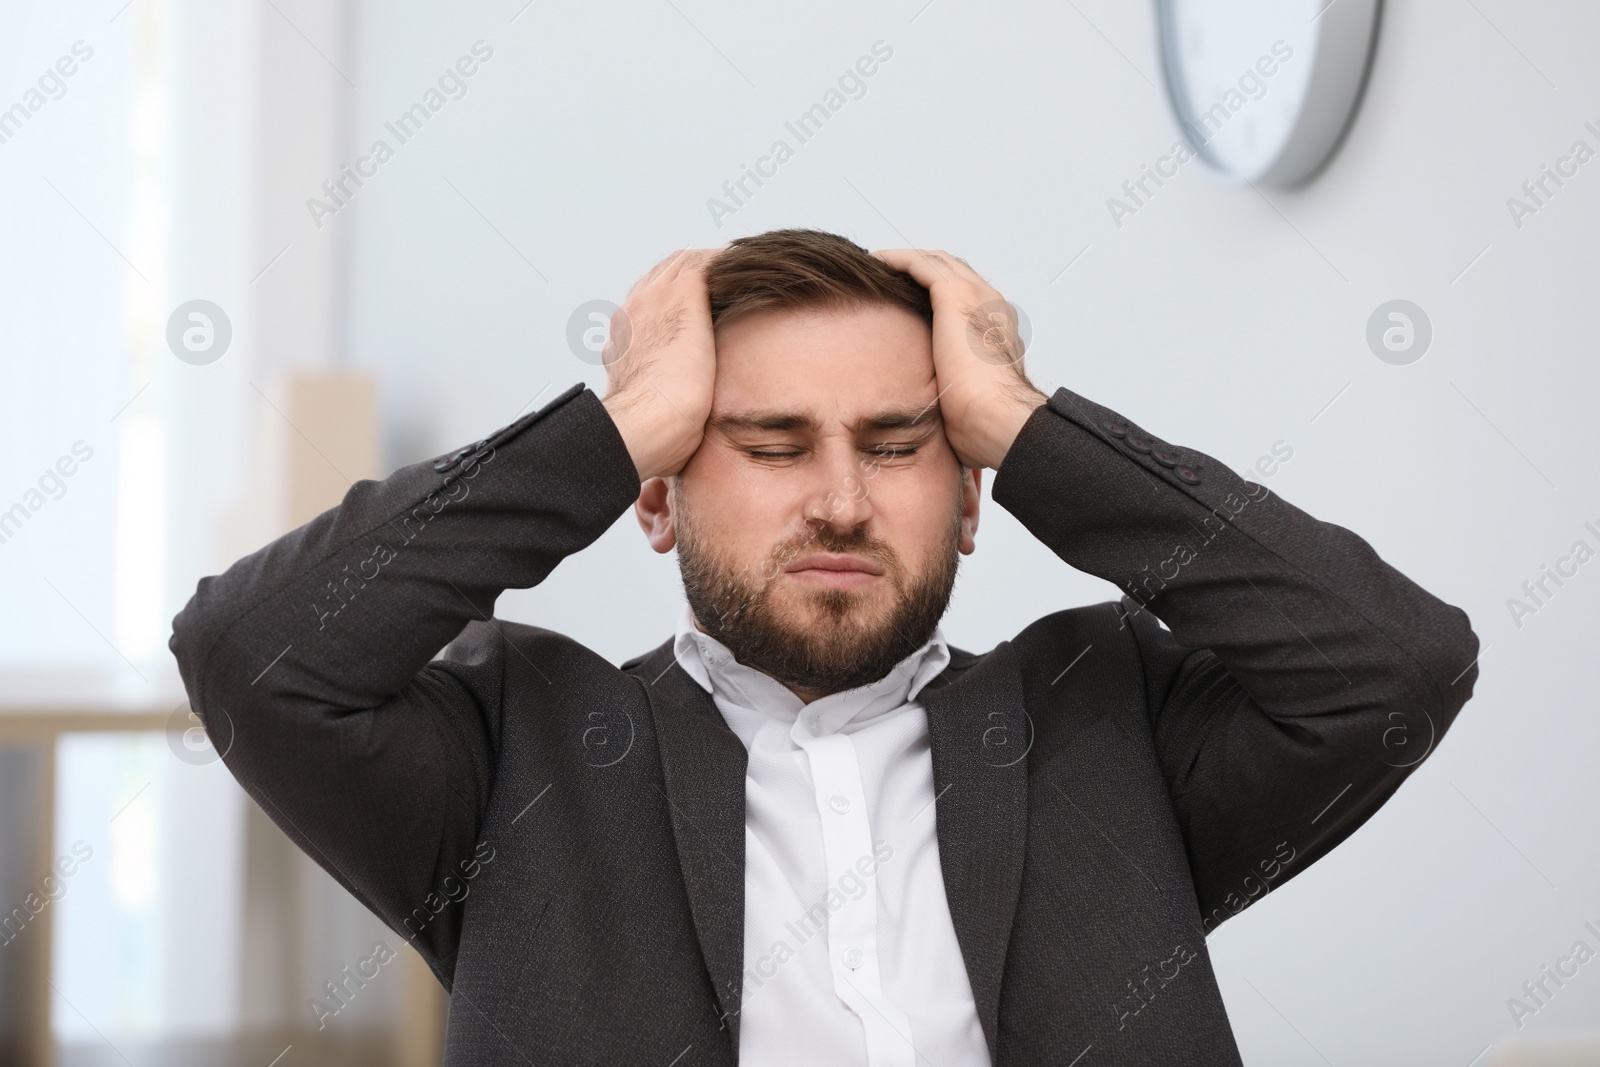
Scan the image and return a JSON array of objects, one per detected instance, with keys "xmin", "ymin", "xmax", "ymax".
[{"xmin": 600, "ymin": 248, "xmax": 719, "ymax": 482}]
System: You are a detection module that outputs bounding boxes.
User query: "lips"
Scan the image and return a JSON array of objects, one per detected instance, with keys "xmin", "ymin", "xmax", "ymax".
[{"xmin": 783, "ymin": 552, "xmax": 885, "ymax": 576}]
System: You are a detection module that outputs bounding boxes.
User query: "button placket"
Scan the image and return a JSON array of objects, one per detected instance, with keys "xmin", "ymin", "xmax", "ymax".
[{"xmin": 795, "ymin": 729, "xmax": 916, "ymax": 1067}]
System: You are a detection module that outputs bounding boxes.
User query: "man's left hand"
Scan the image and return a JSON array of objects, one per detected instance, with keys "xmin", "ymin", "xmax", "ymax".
[{"xmin": 872, "ymin": 248, "xmax": 1048, "ymax": 470}]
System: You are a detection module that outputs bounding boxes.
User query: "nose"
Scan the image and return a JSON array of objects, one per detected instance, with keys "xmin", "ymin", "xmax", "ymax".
[{"xmin": 801, "ymin": 442, "xmax": 875, "ymax": 533}]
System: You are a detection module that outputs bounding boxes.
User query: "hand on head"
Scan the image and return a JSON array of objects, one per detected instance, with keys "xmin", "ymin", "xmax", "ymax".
[
  {"xmin": 601, "ymin": 247, "xmax": 721, "ymax": 482},
  {"xmin": 869, "ymin": 248, "xmax": 1047, "ymax": 471},
  {"xmin": 602, "ymin": 244, "xmax": 1047, "ymax": 482}
]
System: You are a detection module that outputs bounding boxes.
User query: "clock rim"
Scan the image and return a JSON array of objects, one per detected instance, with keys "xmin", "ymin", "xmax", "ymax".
[{"xmin": 1155, "ymin": 0, "xmax": 1383, "ymax": 187}]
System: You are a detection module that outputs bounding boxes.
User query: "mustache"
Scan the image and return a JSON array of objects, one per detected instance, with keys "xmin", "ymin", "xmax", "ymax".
[{"xmin": 762, "ymin": 522, "xmax": 898, "ymax": 578}]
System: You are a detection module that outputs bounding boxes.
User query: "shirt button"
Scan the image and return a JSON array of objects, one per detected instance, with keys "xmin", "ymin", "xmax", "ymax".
[
  {"xmin": 806, "ymin": 716, "xmax": 821, "ymax": 736},
  {"xmin": 830, "ymin": 794, "xmax": 851, "ymax": 814},
  {"xmin": 842, "ymin": 946, "xmax": 864, "ymax": 970}
]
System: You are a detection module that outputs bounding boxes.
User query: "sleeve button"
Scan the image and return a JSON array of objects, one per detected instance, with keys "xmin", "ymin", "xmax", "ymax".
[
  {"xmin": 1124, "ymin": 432, "xmax": 1153, "ymax": 455},
  {"xmin": 1175, "ymin": 466, "xmax": 1203, "ymax": 485},
  {"xmin": 1100, "ymin": 418, "xmax": 1128, "ymax": 438},
  {"xmin": 432, "ymin": 445, "xmax": 475, "ymax": 472}
]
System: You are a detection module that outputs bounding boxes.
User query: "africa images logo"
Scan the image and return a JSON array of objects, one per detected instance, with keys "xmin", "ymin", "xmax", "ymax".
[{"xmin": 166, "ymin": 300, "xmax": 233, "ymax": 365}]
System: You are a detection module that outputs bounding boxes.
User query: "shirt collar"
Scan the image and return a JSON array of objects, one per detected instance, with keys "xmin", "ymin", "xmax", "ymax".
[{"xmin": 671, "ymin": 602, "xmax": 951, "ymax": 733}]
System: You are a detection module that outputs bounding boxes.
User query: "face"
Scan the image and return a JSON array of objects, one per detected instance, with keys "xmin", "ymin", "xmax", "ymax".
[{"xmin": 634, "ymin": 302, "xmax": 981, "ymax": 698}]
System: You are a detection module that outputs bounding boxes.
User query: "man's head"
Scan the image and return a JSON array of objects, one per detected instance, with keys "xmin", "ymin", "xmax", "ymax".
[{"xmin": 633, "ymin": 229, "xmax": 981, "ymax": 700}]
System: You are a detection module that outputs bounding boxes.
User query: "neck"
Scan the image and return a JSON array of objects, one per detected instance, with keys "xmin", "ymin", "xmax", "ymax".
[
  {"xmin": 786, "ymin": 682, "xmax": 832, "ymax": 705},
  {"xmin": 690, "ymin": 612, "xmax": 838, "ymax": 704}
]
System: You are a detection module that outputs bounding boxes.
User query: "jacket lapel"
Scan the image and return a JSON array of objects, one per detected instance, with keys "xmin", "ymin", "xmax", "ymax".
[
  {"xmin": 921, "ymin": 641, "xmax": 1031, "ymax": 1063},
  {"xmin": 632, "ymin": 636, "xmax": 1031, "ymax": 1063},
  {"xmin": 635, "ymin": 642, "xmax": 750, "ymax": 1058}
]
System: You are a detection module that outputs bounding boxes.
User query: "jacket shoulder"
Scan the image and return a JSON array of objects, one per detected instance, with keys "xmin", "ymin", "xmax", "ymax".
[
  {"xmin": 439, "ymin": 618, "xmax": 621, "ymax": 685},
  {"xmin": 1004, "ymin": 601, "xmax": 1160, "ymax": 720},
  {"xmin": 1009, "ymin": 600, "xmax": 1141, "ymax": 663},
  {"xmin": 925, "ymin": 601, "xmax": 1135, "ymax": 691},
  {"xmin": 619, "ymin": 636, "xmax": 675, "ymax": 679}
]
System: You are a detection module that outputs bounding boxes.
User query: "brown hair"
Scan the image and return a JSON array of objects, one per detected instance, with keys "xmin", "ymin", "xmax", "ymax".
[{"xmin": 704, "ymin": 228, "xmax": 932, "ymax": 330}]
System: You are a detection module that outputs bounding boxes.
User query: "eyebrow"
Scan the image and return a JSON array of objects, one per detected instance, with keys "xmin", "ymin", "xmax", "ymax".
[{"xmin": 708, "ymin": 405, "xmax": 942, "ymax": 436}]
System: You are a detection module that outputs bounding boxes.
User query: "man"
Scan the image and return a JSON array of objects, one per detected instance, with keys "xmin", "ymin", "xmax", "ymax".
[{"xmin": 171, "ymin": 229, "xmax": 1480, "ymax": 1066}]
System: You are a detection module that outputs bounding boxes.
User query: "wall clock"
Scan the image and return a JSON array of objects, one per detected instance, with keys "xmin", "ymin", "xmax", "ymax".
[{"xmin": 1157, "ymin": 0, "xmax": 1382, "ymax": 186}]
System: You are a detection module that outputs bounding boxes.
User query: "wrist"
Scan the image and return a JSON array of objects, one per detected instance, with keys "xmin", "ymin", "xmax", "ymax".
[
  {"xmin": 974, "ymin": 386, "xmax": 1049, "ymax": 470},
  {"xmin": 602, "ymin": 390, "xmax": 694, "ymax": 482}
]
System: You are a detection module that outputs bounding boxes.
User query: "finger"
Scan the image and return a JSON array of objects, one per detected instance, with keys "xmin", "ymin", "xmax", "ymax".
[
  {"xmin": 870, "ymin": 247, "xmax": 934, "ymax": 285},
  {"xmin": 626, "ymin": 255, "xmax": 679, "ymax": 302},
  {"xmin": 921, "ymin": 249, "xmax": 987, "ymax": 285},
  {"xmin": 657, "ymin": 247, "xmax": 720, "ymax": 286},
  {"xmin": 667, "ymin": 248, "xmax": 720, "ymax": 287},
  {"xmin": 648, "ymin": 247, "xmax": 695, "ymax": 286},
  {"xmin": 871, "ymin": 247, "xmax": 983, "ymax": 289},
  {"xmin": 632, "ymin": 246, "xmax": 699, "ymax": 298}
]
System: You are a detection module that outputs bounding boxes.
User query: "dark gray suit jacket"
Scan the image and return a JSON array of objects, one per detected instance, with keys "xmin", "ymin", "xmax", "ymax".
[{"xmin": 169, "ymin": 383, "xmax": 1479, "ymax": 1066}]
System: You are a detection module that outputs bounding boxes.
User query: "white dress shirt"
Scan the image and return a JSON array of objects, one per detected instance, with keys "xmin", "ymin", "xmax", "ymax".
[{"xmin": 673, "ymin": 604, "xmax": 992, "ymax": 1067}]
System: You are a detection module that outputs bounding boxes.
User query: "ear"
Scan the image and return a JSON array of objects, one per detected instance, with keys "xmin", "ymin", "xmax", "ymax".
[
  {"xmin": 634, "ymin": 477, "xmax": 677, "ymax": 553},
  {"xmin": 959, "ymin": 468, "xmax": 981, "ymax": 555}
]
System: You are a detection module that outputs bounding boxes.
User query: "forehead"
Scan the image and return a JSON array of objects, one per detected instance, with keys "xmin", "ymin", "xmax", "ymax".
[{"xmin": 710, "ymin": 303, "xmax": 936, "ymax": 426}]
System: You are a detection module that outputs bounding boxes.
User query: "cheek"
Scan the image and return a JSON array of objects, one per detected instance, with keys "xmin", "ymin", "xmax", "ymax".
[
  {"xmin": 871, "ymin": 474, "xmax": 962, "ymax": 559},
  {"xmin": 678, "ymin": 471, "xmax": 798, "ymax": 560}
]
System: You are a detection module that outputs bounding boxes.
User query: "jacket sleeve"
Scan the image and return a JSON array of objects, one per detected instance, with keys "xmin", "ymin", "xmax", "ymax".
[
  {"xmin": 990, "ymin": 387, "xmax": 1481, "ymax": 929},
  {"xmin": 168, "ymin": 383, "xmax": 641, "ymax": 974}
]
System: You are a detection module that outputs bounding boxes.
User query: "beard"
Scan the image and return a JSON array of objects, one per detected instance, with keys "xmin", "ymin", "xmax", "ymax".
[{"xmin": 674, "ymin": 484, "xmax": 963, "ymax": 696}]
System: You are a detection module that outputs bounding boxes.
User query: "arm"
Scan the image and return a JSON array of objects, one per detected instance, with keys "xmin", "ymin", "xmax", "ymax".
[
  {"xmin": 169, "ymin": 383, "xmax": 642, "ymax": 972},
  {"xmin": 168, "ymin": 248, "xmax": 720, "ymax": 975},
  {"xmin": 872, "ymin": 247, "xmax": 1480, "ymax": 928},
  {"xmin": 990, "ymin": 388, "xmax": 1480, "ymax": 926}
]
